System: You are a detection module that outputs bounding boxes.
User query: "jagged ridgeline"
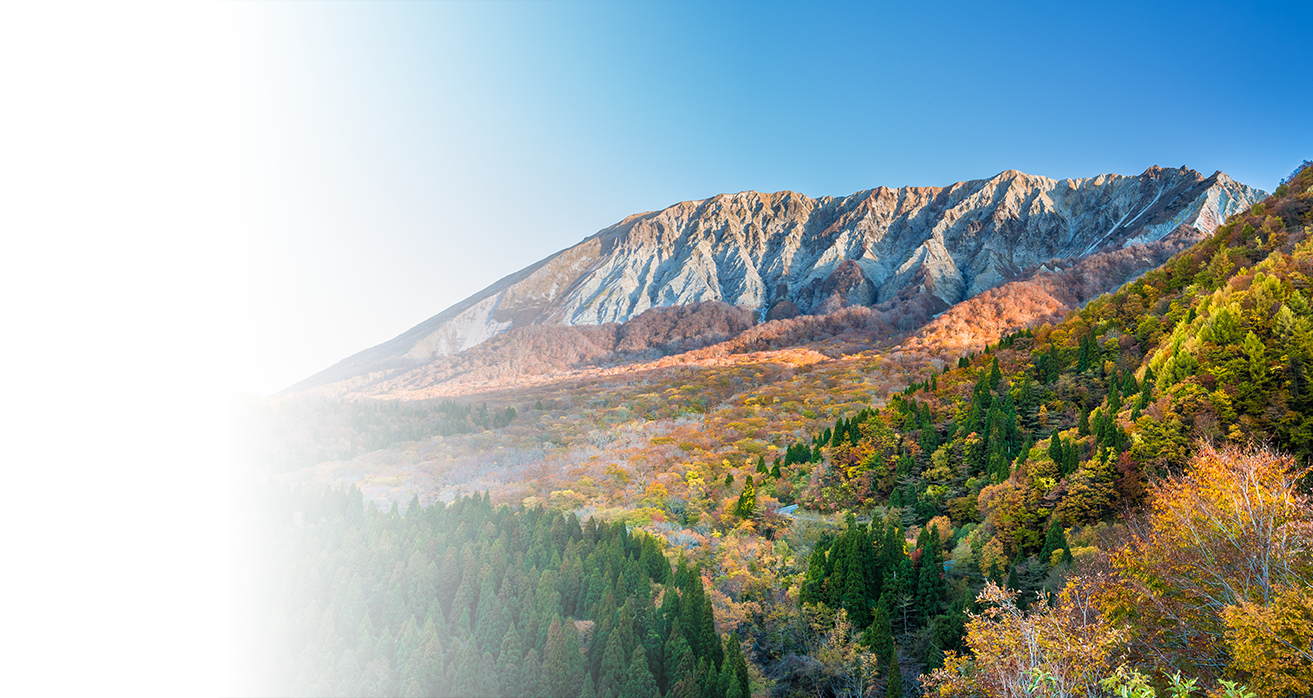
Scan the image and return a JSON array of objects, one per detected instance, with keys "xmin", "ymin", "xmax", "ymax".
[
  {"xmin": 248, "ymin": 487, "xmax": 751, "ymax": 698},
  {"xmin": 289, "ymin": 167, "xmax": 1262, "ymax": 396},
  {"xmin": 219, "ymin": 396, "xmax": 517, "ymax": 477}
]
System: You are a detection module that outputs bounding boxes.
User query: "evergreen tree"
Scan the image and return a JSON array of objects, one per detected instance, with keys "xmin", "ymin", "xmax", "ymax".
[
  {"xmin": 621, "ymin": 646, "xmax": 659, "ymax": 698},
  {"xmin": 450, "ymin": 642, "xmax": 480, "ymax": 698},
  {"xmin": 723, "ymin": 632, "xmax": 750, "ymax": 698},
  {"xmin": 473, "ymin": 580, "xmax": 499, "ymax": 651},
  {"xmin": 579, "ymin": 674, "xmax": 597, "ymax": 698},
  {"xmin": 1064, "ymin": 440, "xmax": 1079, "ymax": 476},
  {"xmin": 798, "ymin": 544, "xmax": 828, "ymax": 607},
  {"xmin": 478, "ymin": 652, "xmax": 499, "ymax": 697},
  {"xmin": 541, "ymin": 617, "xmax": 574, "ymax": 698},
  {"xmin": 521, "ymin": 649, "xmax": 542, "ymax": 698},
  {"xmin": 885, "ymin": 651, "xmax": 903, "ymax": 698},
  {"xmin": 1039, "ymin": 519, "xmax": 1069, "ymax": 566},
  {"xmin": 395, "ymin": 615, "xmax": 421, "ymax": 672},
  {"xmin": 418, "ymin": 635, "xmax": 445, "ymax": 698},
  {"xmin": 496, "ymin": 625, "xmax": 523, "ymax": 697},
  {"xmin": 696, "ymin": 658, "xmax": 717, "ymax": 698},
  {"xmin": 733, "ymin": 476, "xmax": 757, "ymax": 519},
  {"xmin": 722, "ymin": 661, "xmax": 742, "ymax": 698},
  {"xmin": 662, "ymin": 619, "xmax": 691, "ymax": 693},
  {"xmin": 864, "ymin": 595, "xmax": 895, "ymax": 670},
  {"xmin": 915, "ymin": 530, "xmax": 945, "ymax": 622},
  {"xmin": 1005, "ymin": 552, "xmax": 1022, "ymax": 592},
  {"xmin": 597, "ymin": 631, "xmax": 627, "ymax": 698}
]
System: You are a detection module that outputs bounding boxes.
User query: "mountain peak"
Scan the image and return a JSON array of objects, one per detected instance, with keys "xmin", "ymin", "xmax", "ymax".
[{"xmin": 285, "ymin": 167, "xmax": 1265, "ymax": 394}]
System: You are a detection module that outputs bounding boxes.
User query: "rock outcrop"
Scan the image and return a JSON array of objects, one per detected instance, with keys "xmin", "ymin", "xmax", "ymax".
[{"xmin": 286, "ymin": 166, "xmax": 1262, "ymax": 393}]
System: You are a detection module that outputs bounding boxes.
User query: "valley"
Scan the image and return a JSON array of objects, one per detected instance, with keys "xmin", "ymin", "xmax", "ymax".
[{"xmin": 241, "ymin": 164, "xmax": 1313, "ymax": 698}]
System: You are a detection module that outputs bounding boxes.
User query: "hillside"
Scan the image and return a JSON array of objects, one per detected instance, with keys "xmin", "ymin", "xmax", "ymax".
[
  {"xmin": 244, "ymin": 163, "xmax": 1313, "ymax": 698},
  {"xmin": 287, "ymin": 167, "xmax": 1262, "ymax": 395}
]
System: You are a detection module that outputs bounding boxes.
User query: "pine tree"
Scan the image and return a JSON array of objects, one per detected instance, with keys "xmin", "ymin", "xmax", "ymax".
[
  {"xmin": 723, "ymin": 664, "xmax": 742, "ymax": 698},
  {"xmin": 865, "ymin": 595, "xmax": 894, "ymax": 670},
  {"xmin": 597, "ymin": 631, "xmax": 627, "ymax": 698},
  {"xmin": 621, "ymin": 646, "xmax": 659, "ymax": 698},
  {"xmin": 418, "ymin": 635, "xmax": 445, "ymax": 698},
  {"xmin": 579, "ymin": 674, "xmax": 598, "ymax": 698},
  {"xmin": 662, "ymin": 619, "xmax": 691, "ymax": 693},
  {"xmin": 496, "ymin": 625, "xmax": 523, "ymax": 697},
  {"xmin": 338, "ymin": 577, "xmax": 365, "ymax": 648},
  {"xmin": 478, "ymin": 652, "xmax": 499, "ymax": 697},
  {"xmin": 521, "ymin": 649, "xmax": 542, "ymax": 698},
  {"xmin": 733, "ymin": 476, "xmax": 757, "ymax": 519},
  {"xmin": 885, "ymin": 651, "xmax": 903, "ymax": 698},
  {"xmin": 915, "ymin": 531, "xmax": 944, "ymax": 622},
  {"xmin": 450, "ymin": 642, "xmax": 480, "ymax": 698},
  {"xmin": 1064, "ymin": 440, "xmax": 1079, "ymax": 476},
  {"xmin": 395, "ymin": 615, "xmax": 421, "ymax": 673},
  {"xmin": 1039, "ymin": 519, "xmax": 1069, "ymax": 567},
  {"xmin": 373, "ymin": 629, "xmax": 395, "ymax": 666},
  {"xmin": 541, "ymin": 616, "xmax": 574, "ymax": 698},
  {"xmin": 473, "ymin": 580, "xmax": 499, "ymax": 651},
  {"xmin": 723, "ymin": 632, "xmax": 750, "ymax": 698},
  {"xmin": 1005, "ymin": 552, "xmax": 1022, "ymax": 592}
]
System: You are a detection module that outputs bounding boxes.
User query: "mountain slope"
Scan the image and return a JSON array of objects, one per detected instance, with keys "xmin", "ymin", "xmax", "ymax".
[{"xmin": 287, "ymin": 166, "xmax": 1262, "ymax": 393}]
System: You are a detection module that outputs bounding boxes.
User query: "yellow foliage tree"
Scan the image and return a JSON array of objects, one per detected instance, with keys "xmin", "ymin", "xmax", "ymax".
[
  {"xmin": 1093, "ymin": 442, "xmax": 1313, "ymax": 686},
  {"xmin": 1223, "ymin": 586, "xmax": 1313, "ymax": 697},
  {"xmin": 921, "ymin": 581, "xmax": 1124, "ymax": 698}
]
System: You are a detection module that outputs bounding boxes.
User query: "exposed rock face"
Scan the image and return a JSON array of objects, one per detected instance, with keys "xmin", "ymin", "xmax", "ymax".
[{"xmin": 287, "ymin": 166, "xmax": 1262, "ymax": 393}]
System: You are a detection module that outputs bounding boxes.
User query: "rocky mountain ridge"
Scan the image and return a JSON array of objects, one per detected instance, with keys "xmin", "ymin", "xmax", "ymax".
[{"xmin": 287, "ymin": 166, "xmax": 1262, "ymax": 393}]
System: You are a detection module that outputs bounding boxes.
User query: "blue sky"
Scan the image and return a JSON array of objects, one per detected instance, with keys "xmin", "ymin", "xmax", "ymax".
[{"xmin": 227, "ymin": 0, "xmax": 1313, "ymax": 395}]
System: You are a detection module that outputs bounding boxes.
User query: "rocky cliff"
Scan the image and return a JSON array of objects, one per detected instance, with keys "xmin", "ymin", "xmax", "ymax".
[{"xmin": 287, "ymin": 166, "xmax": 1262, "ymax": 393}]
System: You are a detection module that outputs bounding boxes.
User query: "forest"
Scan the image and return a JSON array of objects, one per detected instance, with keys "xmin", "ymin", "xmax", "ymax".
[
  {"xmin": 247, "ymin": 162, "xmax": 1313, "ymax": 697},
  {"xmin": 244, "ymin": 486, "xmax": 754, "ymax": 698}
]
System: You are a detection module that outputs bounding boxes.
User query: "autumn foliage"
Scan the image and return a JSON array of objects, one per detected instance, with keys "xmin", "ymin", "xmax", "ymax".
[
  {"xmin": 1089, "ymin": 442, "xmax": 1313, "ymax": 692},
  {"xmin": 242, "ymin": 162, "xmax": 1313, "ymax": 698},
  {"xmin": 922, "ymin": 581, "xmax": 1123, "ymax": 698},
  {"xmin": 924, "ymin": 442, "xmax": 1313, "ymax": 698}
]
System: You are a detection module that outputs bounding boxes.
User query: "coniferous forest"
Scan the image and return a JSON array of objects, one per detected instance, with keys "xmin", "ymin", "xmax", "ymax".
[
  {"xmin": 247, "ymin": 163, "xmax": 1313, "ymax": 697},
  {"xmin": 246, "ymin": 487, "xmax": 750, "ymax": 698}
]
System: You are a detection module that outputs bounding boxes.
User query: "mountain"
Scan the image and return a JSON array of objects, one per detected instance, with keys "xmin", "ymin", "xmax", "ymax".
[
  {"xmin": 250, "ymin": 162, "xmax": 1313, "ymax": 698},
  {"xmin": 286, "ymin": 166, "xmax": 1262, "ymax": 393}
]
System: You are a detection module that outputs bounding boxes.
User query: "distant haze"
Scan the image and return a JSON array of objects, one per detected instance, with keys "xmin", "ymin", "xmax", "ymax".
[{"xmin": 226, "ymin": 1, "xmax": 1313, "ymax": 396}]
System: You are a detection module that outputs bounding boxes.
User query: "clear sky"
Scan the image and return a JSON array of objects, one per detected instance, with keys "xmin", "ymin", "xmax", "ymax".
[{"xmin": 227, "ymin": 0, "xmax": 1313, "ymax": 396}]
